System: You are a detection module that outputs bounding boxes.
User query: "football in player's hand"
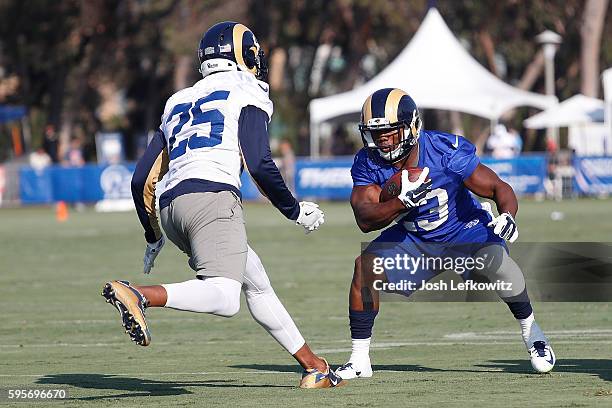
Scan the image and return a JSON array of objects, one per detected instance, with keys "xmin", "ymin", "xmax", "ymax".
[{"xmin": 379, "ymin": 167, "xmax": 429, "ymax": 202}]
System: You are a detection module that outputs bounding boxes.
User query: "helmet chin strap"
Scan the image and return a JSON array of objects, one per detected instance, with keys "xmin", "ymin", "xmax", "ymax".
[
  {"xmin": 199, "ymin": 58, "xmax": 238, "ymax": 78},
  {"xmin": 379, "ymin": 144, "xmax": 404, "ymax": 162},
  {"xmin": 376, "ymin": 126, "xmax": 411, "ymax": 163}
]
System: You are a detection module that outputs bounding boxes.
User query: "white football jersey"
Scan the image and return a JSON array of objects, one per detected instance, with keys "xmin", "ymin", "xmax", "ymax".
[{"xmin": 160, "ymin": 70, "xmax": 273, "ymax": 191}]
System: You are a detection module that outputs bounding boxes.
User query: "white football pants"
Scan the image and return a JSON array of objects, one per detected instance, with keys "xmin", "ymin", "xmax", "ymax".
[{"xmin": 163, "ymin": 245, "xmax": 306, "ymax": 355}]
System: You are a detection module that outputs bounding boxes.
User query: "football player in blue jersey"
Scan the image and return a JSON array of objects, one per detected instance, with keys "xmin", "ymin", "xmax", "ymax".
[
  {"xmin": 100, "ymin": 21, "xmax": 343, "ymax": 389},
  {"xmin": 335, "ymin": 88, "xmax": 555, "ymax": 379}
]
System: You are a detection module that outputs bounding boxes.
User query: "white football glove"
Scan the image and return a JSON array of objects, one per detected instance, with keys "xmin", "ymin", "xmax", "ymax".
[
  {"xmin": 295, "ymin": 201, "xmax": 325, "ymax": 234},
  {"xmin": 143, "ymin": 235, "xmax": 165, "ymax": 274},
  {"xmin": 487, "ymin": 212, "xmax": 519, "ymax": 243},
  {"xmin": 397, "ymin": 167, "xmax": 432, "ymax": 209},
  {"xmin": 480, "ymin": 201, "xmax": 494, "ymax": 216}
]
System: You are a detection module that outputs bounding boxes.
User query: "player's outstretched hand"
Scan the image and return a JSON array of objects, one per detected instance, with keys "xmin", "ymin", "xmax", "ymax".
[
  {"xmin": 296, "ymin": 201, "xmax": 325, "ymax": 234},
  {"xmin": 487, "ymin": 212, "xmax": 519, "ymax": 243},
  {"xmin": 143, "ymin": 235, "xmax": 165, "ymax": 274},
  {"xmin": 397, "ymin": 167, "xmax": 432, "ymax": 209}
]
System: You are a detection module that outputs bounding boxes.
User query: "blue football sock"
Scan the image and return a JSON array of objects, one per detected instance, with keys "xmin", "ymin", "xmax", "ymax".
[
  {"xmin": 506, "ymin": 300, "xmax": 533, "ymax": 320},
  {"xmin": 349, "ymin": 309, "xmax": 378, "ymax": 339}
]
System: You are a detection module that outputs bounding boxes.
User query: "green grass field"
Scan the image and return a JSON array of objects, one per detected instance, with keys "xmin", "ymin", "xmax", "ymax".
[{"xmin": 1, "ymin": 199, "xmax": 611, "ymax": 407}]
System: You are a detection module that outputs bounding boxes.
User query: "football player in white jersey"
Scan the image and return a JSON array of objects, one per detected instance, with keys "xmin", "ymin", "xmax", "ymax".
[{"xmin": 101, "ymin": 21, "xmax": 344, "ymax": 389}]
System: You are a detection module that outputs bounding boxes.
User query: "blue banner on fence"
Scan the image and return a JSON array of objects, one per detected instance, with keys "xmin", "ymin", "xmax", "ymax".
[
  {"xmin": 19, "ymin": 155, "xmax": 552, "ymax": 204},
  {"xmin": 20, "ymin": 164, "xmax": 263, "ymax": 204},
  {"xmin": 294, "ymin": 155, "xmax": 547, "ymax": 199},
  {"xmin": 295, "ymin": 158, "xmax": 354, "ymax": 200},
  {"xmin": 20, "ymin": 164, "xmax": 136, "ymax": 204},
  {"xmin": 574, "ymin": 156, "xmax": 612, "ymax": 194},
  {"xmin": 239, "ymin": 171, "xmax": 264, "ymax": 201},
  {"xmin": 481, "ymin": 155, "xmax": 546, "ymax": 195}
]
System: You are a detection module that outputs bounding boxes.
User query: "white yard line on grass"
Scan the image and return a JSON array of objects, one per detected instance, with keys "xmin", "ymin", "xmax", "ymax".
[
  {"xmin": 444, "ymin": 329, "xmax": 612, "ymax": 340},
  {"xmin": 0, "ymin": 342, "xmax": 174, "ymax": 348},
  {"xmin": 6, "ymin": 318, "xmax": 228, "ymax": 325},
  {"xmin": 0, "ymin": 371, "xmax": 294, "ymax": 378},
  {"xmin": 316, "ymin": 339, "xmax": 612, "ymax": 354},
  {"xmin": 2, "ymin": 338, "xmax": 612, "ymax": 352},
  {"xmin": 2, "ymin": 328, "xmax": 612, "ymax": 349}
]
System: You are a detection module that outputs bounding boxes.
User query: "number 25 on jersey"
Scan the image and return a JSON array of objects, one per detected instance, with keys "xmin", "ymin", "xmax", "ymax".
[{"xmin": 166, "ymin": 90, "xmax": 229, "ymax": 160}]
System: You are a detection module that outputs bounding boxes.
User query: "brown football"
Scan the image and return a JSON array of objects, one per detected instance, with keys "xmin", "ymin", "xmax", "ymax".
[{"xmin": 379, "ymin": 167, "xmax": 429, "ymax": 202}]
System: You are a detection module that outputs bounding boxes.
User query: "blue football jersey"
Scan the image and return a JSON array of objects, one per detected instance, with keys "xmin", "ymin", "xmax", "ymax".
[{"xmin": 351, "ymin": 130, "xmax": 483, "ymax": 240}]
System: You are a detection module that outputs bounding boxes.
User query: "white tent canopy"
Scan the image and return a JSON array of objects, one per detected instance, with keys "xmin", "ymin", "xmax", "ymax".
[
  {"xmin": 308, "ymin": 7, "xmax": 557, "ymax": 156},
  {"xmin": 523, "ymin": 94, "xmax": 605, "ymax": 129}
]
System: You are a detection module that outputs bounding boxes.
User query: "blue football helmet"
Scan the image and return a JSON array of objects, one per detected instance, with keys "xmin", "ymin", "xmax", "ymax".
[
  {"xmin": 198, "ymin": 21, "xmax": 268, "ymax": 81},
  {"xmin": 359, "ymin": 88, "xmax": 422, "ymax": 163}
]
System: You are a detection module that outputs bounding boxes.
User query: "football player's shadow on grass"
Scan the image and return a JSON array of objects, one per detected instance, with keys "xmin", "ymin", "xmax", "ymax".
[
  {"xmin": 476, "ymin": 359, "xmax": 612, "ymax": 381},
  {"xmin": 231, "ymin": 363, "xmax": 445, "ymax": 373},
  {"xmin": 36, "ymin": 373, "xmax": 292, "ymax": 400}
]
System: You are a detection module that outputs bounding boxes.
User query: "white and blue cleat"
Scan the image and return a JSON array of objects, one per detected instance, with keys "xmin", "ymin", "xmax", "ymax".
[
  {"xmin": 529, "ymin": 340, "xmax": 556, "ymax": 373},
  {"xmin": 334, "ymin": 359, "xmax": 373, "ymax": 380},
  {"xmin": 526, "ymin": 322, "xmax": 556, "ymax": 373}
]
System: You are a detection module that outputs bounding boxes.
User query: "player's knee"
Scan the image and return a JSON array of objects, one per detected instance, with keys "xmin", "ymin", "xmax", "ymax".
[
  {"xmin": 474, "ymin": 245, "xmax": 526, "ymax": 298},
  {"xmin": 243, "ymin": 268, "xmax": 272, "ymax": 296},
  {"xmin": 354, "ymin": 256, "xmax": 362, "ymax": 278},
  {"xmin": 243, "ymin": 246, "xmax": 273, "ymax": 296},
  {"xmin": 209, "ymin": 277, "xmax": 242, "ymax": 317},
  {"xmin": 352, "ymin": 256, "xmax": 363, "ymax": 286},
  {"xmin": 216, "ymin": 299, "xmax": 240, "ymax": 318},
  {"xmin": 214, "ymin": 288, "xmax": 241, "ymax": 317},
  {"xmin": 475, "ymin": 245, "xmax": 505, "ymax": 279}
]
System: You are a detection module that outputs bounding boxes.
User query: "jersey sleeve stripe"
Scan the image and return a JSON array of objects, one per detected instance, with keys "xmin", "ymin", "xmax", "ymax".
[
  {"xmin": 143, "ymin": 148, "xmax": 169, "ymax": 241},
  {"xmin": 131, "ymin": 130, "xmax": 168, "ymax": 243}
]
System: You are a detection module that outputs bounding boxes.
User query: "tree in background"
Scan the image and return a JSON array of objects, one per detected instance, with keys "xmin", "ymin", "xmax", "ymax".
[
  {"xmin": 0, "ymin": 0, "xmax": 610, "ymax": 158},
  {"xmin": 581, "ymin": 0, "xmax": 609, "ymax": 97}
]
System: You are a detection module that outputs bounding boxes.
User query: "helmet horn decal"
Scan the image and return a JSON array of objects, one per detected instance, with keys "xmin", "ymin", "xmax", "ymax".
[
  {"xmin": 362, "ymin": 94, "xmax": 373, "ymax": 123},
  {"xmin": 198, "ymin": 21, "xmax": 266, "ymax": 81},
  {"xmin": 384, "ymin": 89, "xmax": 408, "ymax": 124},
  {"xmin": 232, "ymin": 24, "xmax": 258, "ymax": 75}
]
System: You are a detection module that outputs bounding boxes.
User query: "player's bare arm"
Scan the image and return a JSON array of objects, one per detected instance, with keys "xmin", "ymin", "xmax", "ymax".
[
  {"xmin": 464, "ymin": 163, "xmax": 518, "ymax": 217},
  {"xmin": 350, "ymin": 184, "xmax": 406, "ymax": 233},
  {"xmin": 464, "ymin": 163, "xmax": 520, "ymax": 243}
]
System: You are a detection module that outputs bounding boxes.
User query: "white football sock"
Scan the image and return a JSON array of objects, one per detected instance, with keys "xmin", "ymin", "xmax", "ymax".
[
  {"xmin": 163, "ymin": 276, "xmax": 241, "ymax": 317},
  {"xmin": 242, "ymin": 246, "xmax": 305, "ymax": 355},
  {"xmin": 518, "ymin": 312, "xmax": 535, "ymax": 345},
  {"xmin": 349, "ymin": 338, "xmax": 371, "ymax": 363}
]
